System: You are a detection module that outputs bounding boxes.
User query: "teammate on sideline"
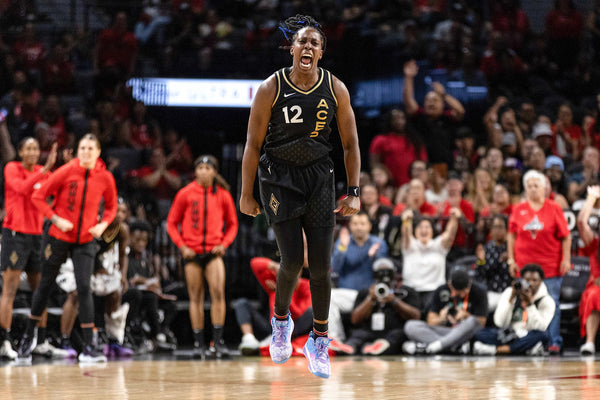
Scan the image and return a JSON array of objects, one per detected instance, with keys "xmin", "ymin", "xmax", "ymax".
[
  {"xmin": 167, "ymin": 155, "xmax": 238, "ymax": 359},
  {"xmin": 240, "ymin": 15, "xmax": 361, "ymax": 378},
  {"xmin": 0, "ymin": 139, "xmax": 66, "ymax": 359},
  {"xmin": 57, "ymin": 199, "xmax": 133, "ymax": 358}
]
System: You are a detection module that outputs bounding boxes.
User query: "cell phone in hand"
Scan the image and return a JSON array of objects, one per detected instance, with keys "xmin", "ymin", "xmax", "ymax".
[{"xmin": 0, "ymin": 108, "xmax": 8, "ymax": 123}]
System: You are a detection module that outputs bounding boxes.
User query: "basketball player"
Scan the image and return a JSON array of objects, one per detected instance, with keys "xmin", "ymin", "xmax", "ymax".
[
  {"xmin": 0, "ymin": 139, "xmax": 65, "ymax": 359},
  {"xmin": 57, "ymin": 199, "xmax": 133, "ymax": 358},
  {"xmin": 167, "ymin": 155, "xmax": 238, "ymax": 359},
  {"xmin": 240, "ymin": 15, "xmax": 361, "ymax": 378}
]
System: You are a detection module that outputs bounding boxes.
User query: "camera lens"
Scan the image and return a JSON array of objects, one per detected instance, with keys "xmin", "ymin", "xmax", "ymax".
[
  {"xmin": 374, "ymin": 283, "xmax": 390, "ymax": 300},
  {"xmin": 514, "ymin": 280, "xmax": 522, "ymax": 290}
]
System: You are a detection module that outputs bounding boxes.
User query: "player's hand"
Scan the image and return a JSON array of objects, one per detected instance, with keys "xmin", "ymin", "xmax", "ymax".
[
  {"xmin": 52, "ymin": 215, "xmax": 74, "ymax": 232},
  {"xmin": 334, "ymin": 196, "xmax": 360, "ymax": 217},
  {"xmin": 62, "ymin": 148, "xmax": 74, "ymax": 163},
  {"xmin": 43, "ymin": 143, "xmax": 58, "ymax": 172},
  {"xmin": 240, "ymin": 194, "xmax": 261, "ymax": 217},
  {"xmin": 180, "ymin": 245, "xmax": 196, "ymax": 259},
  {"xmin": 89, "ymin": 221, "xmax": 108, "ymax": 238},
  {"xmin": 211, "ymin": 245, "xmax": 226, "ymax": 257}
]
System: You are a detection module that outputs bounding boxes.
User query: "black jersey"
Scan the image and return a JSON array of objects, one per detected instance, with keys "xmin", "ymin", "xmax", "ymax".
[{"xmin": 264, "ymin": 67, "xmax": 338, "ymax": 166}]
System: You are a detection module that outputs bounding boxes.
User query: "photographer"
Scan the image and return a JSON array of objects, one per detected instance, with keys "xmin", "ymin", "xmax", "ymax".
[
  {"xmin": 472, "ymin": 264, "xmax": 554, "ymax": 356},
  {"xmin": 403, "ymin": 266, "xmax": 487, "ymax": 355},
  {"xmin": 344, "ymin": 258, "xmax": 421, "ymax": 355}
]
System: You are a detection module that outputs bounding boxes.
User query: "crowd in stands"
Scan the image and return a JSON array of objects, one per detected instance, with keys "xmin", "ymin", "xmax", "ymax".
[{"xmin": 2, "ymin": 0, "xmax": 600, "ymax": 361}]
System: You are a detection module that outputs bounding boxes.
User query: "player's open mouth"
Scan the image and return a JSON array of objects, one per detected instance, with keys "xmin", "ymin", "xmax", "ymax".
[{"xmin": 301, "ymin": 54, "xmax": 313, "ymax": 68}]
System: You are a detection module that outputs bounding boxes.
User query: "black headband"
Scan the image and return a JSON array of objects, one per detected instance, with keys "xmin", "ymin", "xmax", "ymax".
[{"xmin": 195, "ymin": 156, "xmax": 217, "ymax": 170}]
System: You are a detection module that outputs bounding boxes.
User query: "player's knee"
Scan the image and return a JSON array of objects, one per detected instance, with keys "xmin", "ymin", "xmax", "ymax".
[
  {"xmin": 77, "ymin": 283, "xmax": 92, "ymax": 297},
  {"xmin": 308, "ymin": 265, "xmax": 330, "ymax": 282},
  {"xmin": 210, "ymin": 286, "xmax": 225, "ymax": 301}
]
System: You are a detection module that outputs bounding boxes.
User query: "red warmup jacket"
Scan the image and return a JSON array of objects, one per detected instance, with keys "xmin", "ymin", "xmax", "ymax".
[
  {"xmin": 167, "ymin": 181, "xmax": 238, "ymax": 254},
  {"xmin": 3, "ymin": 162, "xmax": 50, "ymax": 235},
  {"xmin": 32, "ymin": 158, "xmax": 118, "ymax": 244}
]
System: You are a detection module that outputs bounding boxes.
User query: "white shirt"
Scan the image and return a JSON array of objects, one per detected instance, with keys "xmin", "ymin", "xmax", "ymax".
[{"xmin": 402, "ymin": 236, "xmax": 449, "ymax": 292}]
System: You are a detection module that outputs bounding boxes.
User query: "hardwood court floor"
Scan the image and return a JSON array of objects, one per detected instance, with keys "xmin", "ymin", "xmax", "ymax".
[{"xmin": 1, "ymin": 354, "xmax": 600, "ymax": 400}]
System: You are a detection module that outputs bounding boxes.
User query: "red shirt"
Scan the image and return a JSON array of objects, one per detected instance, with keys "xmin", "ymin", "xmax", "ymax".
[
  {"xmin": 552, "ymin": 123, "xmax": 582, "ymax": 156},
  {"xmin": 3, "ymin": 162, "xmax": 50, "ymax": 234},
  {"xmin": 96, "ymin": 28, "xmax": 138, "ymax": 72},
  {"xmin": 414, "ymin": 0, "xmax": 445, "ymax": 13},
  {"xmin": 439, "ymin": 198, "xmax": 475, "ymax": 248},
  {"xmin": 167, "ymin": 181, "xmax": 238, "ymax": 254},
  {"xmin": 509, "ymin": 199, "xmax": 570, "ymax": 278},
  {"xmin": 250, "ymin": 257, "xmax": 311, "ymax": 320},
  {"xmin": 128, "ymin": 166, "xmax": 179, "ymax": 200},
  {"xmin": 32, "ymin": 158, "xmax": 117, "ymax": 243},
  {"xmin": 13, "ymin": 41, "xmax": 46, "ymax": 71},
  {"xmin": 580, "ymin": 238, "xmax": 600, "ymax": 288},
  {"xmin": 369, "ymin": 133, "xmax": 428, "ymax": 186},
  {"xmin": 393, "ymin": 201, "xmax": 437, "ymax": 217},
  {"xmin": 130, "ymin": 123, "xmax": 154, "ymax": 149},
  {"xmin": 546, "ymin": 9, "xmax": 583, "ymax": 40}
]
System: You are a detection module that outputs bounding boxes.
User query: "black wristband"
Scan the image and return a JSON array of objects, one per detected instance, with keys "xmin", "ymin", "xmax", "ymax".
[{"xmin": 347, "ymin": 186, "xmax": 360, "ymax": 197}]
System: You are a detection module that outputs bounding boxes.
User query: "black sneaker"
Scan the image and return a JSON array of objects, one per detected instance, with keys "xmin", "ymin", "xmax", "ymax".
[
  {"xmin": 193, "ymin": 341, "xmax": 206, "ymax": 360},
  {"xmin": 78, "ymin": 345, "xmax": 107, "ymax": 363},
  {"xmin": 214, "ymin": 339, "xmax": 230, "ymax": 360},
  {"xmin": 16, "ymin": 333, "xmax": 37, "ymax": 364}
]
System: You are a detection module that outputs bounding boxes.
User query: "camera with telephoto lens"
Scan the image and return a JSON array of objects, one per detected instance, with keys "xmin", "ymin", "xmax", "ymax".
[
  {"xmin": 374, "ymin": 282, "xmax": 391, "ymax": 300},
  {"xmin": 513, "ymin": 278, "xmax": 529, "ymax": 291},
  {"xmin": 372, "ymin": 258, "xmax": 396, "ymax": 301}
]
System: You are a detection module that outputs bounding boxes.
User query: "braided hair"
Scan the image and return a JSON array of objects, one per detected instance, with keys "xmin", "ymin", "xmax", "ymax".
[{"xmin": 278, "ymin": 14, "xmax": 326, "ymax": 51}]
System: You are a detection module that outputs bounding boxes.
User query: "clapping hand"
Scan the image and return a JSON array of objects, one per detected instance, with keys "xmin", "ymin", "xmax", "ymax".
[{"xmin": 338, "ymin": 226, "xmax": 350, "ymax": 248}]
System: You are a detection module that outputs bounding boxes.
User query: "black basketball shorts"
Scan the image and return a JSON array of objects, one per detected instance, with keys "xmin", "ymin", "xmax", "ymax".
[
  {"xmin": 1, "ymin": 228, "xmax": 42, "ymax": 273},
  {"xmin": 258, "ymin": 155, "xmax": 335, "ymax": 227}
]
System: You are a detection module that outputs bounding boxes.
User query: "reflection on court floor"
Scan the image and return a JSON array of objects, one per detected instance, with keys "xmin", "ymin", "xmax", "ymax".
[{"xmin": 1, "ymin": 354, "xmax": 600, "ymax": 399}]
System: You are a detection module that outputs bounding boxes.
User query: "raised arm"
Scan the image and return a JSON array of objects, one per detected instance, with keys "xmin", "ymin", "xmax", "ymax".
[
  {"xmin": 332, "ymin": 75, "xmax": 361, "ymax": 216},
  {"xmin": 432, "ymin": 82, "xmax": 465, "ymax": 121},
  {"xmin": 0, "ymin": 120, "xmax": 15, "ymax": 163},
  {"xmin": 402, "ymin": 60, "xmax": 419, "ymax": 116},
  {"xmin": 239, "ymin": 75, "xmax": 277, "ymax": 217},
  {"xmin": 440, "ymin": 207, "xmax": 461, "ymax": 249},
  {"xmin": 400, "ymin": 209, "xmax": 414, "ymax": 251}
]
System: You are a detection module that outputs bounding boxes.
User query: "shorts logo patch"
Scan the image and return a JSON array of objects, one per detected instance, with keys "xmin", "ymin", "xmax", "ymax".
[
  {"xmin": 45, "ymin": 244, "xmax": 52, "ymax": 260},
  {"xmin": 269, "ymin": 193, "xmax": 280, "ymax": 216},
  {"xmin": 10, "ymin": 251, "xmax": 18, "ymax": 266}
]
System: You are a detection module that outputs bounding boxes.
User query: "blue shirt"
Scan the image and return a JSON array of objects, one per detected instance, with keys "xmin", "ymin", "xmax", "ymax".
[{"xmin": 331, "ymin": 234, "xmax": 389, "ymax": 291}]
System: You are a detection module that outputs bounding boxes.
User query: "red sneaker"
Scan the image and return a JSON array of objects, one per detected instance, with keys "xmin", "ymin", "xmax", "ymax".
[
  {"xmin": 329, "ymin": 339, "xmax": 355, "ymax": 355},
  {"xmin": 362, "ymin": 339, "xmax": 390, "ymax": 355},
  {"xmin": 548, "ymin": 345, "xmax": 562, "ymax": 356}
]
